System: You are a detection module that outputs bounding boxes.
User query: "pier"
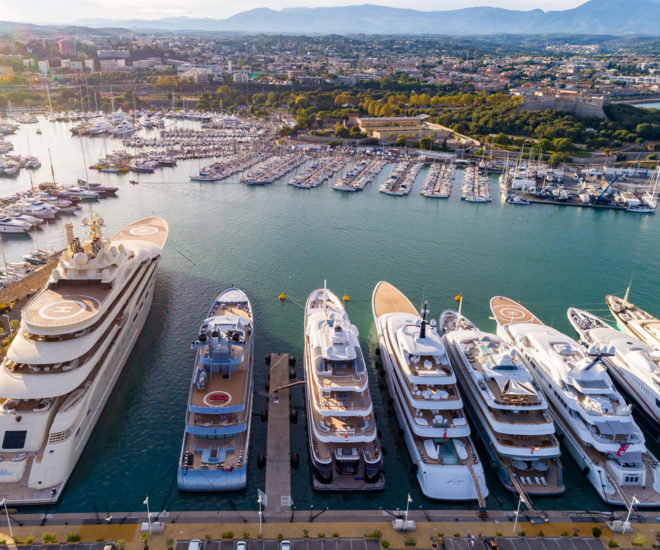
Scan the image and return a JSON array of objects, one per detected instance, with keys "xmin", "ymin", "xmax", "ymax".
[{"xmin": 264, "ymin": 353, "xmax": 293, "ymax": 517}]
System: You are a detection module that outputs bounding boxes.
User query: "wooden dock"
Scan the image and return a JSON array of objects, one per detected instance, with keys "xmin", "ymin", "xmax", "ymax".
[{"xmin": 264, "ymin": 353, "xmax": 292, "ymax": 517}]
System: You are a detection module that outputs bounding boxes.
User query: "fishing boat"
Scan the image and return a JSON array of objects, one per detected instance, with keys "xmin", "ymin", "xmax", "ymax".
[
  {"xmin": 491, "ymin": 296, "xmax": 660, "ymax": 506},
  {"xmin": 441, "ymin": 309, "xmax": 564, "ymax": 496},
  {"xmin": 178, "ymin": 288, "xmax": 254, "ymax": 491},
  {"xmin": 372, "ymin": 281, "xmax": 488, "ymax": 502},
  {"xmin": 568, "ymin": 307, "xmax": 660, "ymax": 442},
  {"xmin": 304, "ymin": 286, "xmax": 384, "ymax": 491}
]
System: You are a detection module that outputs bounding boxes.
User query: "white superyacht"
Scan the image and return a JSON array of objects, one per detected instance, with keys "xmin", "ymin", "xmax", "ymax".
[
  {"xmin": 0, "ymin": 213, "xmax": 168, "ymax": 505},
  {"xmin": 607, "ymin": 294, "xmax": 660, "ymax": 352},
  {"xmin": 568, "ymin": 307, "xmax": 660, "ymax": 442},
  {"xmin": 304, "ymin": 287, "xmax": 384, "ymax": 490},
  {"xmin": 372, "ymin": 281, "xmax": 488, "ymax": 502},
  {"xmin": 491, "ymin": 296, "xmax": 660, "ymax": 507},
  {"xmin": 441, "ymin": 310, "xmax": 565, "ymax": 496}
]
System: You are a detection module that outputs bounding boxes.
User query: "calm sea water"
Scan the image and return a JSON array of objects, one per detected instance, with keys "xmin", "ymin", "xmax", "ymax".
[
  {"xmin": 3, "ymin": 117, "xmax": 660, "ymax": 515},
  {"xmin": 632, "ymin": 102, "xmax": 660, "ymax": 109}
]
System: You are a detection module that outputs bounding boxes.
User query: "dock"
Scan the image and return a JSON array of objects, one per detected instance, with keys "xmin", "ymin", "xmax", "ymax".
[{"xmin": 264, "ymin": 353, "xmax": 293, "ymax": 517}]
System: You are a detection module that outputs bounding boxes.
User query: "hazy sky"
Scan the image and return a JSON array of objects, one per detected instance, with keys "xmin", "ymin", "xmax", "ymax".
[{"xmin": 0, "ymin": 0, "xmax": 587, "ymax": 23}]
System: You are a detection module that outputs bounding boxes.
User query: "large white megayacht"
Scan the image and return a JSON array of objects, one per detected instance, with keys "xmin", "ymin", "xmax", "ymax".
[
  {"xmin": 0, "ymin": 213, "xmax": 168, "ymax": 505},
  {"xmin": 372, "ymin": 281, "xmax": 488, "ymax": 502},
  {"xmin": 178, "ymin": 288, "xmax": 254, "ymax": 491},
  {"xmin": 491, "ymin": 296, "xmax": 660, "ymax": 507},
  {"xmin": 568, "ymin": 307, "xmax": 660, "ymax": 443},
  {"xmin": 304, "ymin": 286, "xmax": 384, "ymax": 490},
  {"xmin": 440, "ymin": 309, "xmax": 565, "ymax": 496}
]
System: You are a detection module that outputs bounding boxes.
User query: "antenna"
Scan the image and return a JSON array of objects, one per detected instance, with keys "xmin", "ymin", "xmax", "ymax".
[{"xmin": 419, "ymin": 300, "xmax": 429, "ymax": 339}]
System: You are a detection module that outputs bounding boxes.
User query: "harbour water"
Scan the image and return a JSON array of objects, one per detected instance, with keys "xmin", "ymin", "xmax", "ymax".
[{"xmin": 2, "ymin": 117, "xmax": 660, "ymax": 514}]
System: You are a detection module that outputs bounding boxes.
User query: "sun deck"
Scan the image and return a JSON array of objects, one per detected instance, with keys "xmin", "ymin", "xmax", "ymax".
[{"xmin": 373, "ymin": 281, "xmax": 418, "ymax": 318}]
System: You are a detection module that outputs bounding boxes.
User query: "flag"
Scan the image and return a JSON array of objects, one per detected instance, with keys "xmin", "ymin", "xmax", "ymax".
[
  {"xmin": 454, "ymin": 294, "xmax": 463, "ymax": 302},
  {"xmin": 443, "ymin": 429, "xmax": 447, "ymax": 444},
  {"xmin": 617, "ymin": 445, "xmax": 628, "ymax": 457}
]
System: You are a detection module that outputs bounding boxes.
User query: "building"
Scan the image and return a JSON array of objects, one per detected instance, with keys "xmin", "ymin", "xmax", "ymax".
[
  {"xmin": 519, "ymin": 90, "xmax": 609, "ymax": 119},
  {"xmin": 97, "ymin": 49, "xmax": 130, "ymax": 60},
  {"xmin": 85, "ymin": 58, "xmax": 95, "ymax": 72},
  {"xmin": 99, "ymin": 59, "xmax": 126, "ymax": 72},
  {"xmin": 233, "ymin": 70, "xmax": 250, "ymax": 83},
  {"xmin": 57, "ymin": 37, "xmax": 75, "ymax": 57},
  {"xmin": 37, "ymin": 60, "xmax": 49, "ymax": 74}
]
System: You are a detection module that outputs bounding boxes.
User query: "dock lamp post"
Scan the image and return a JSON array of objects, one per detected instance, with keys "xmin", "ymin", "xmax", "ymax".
[
  {"xmin": 257, "ymin": 493, "xmax": 263, "ymax": 535},
  {"xmin": 0, "ymin": 498, "xmax": 12, "ymax": 538},
  {"xmin": 143, "ymin": 495, "xmax": 151, "ymax": 534},
  {"xmin": 623, "ymin": 495, "xmax": 639, "ymax": 530},
  {"xmin": 404, "ymin": 493, "xmax": 412, "ymax": 529},
  {"xmin": 513, "ymin": 495, "xmax": 523, "ymax": 535}
]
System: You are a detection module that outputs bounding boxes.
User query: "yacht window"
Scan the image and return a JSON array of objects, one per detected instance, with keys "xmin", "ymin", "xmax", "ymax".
[{"xmin": 2, "ymin": 430, "xmax": 27, "ymax": 449}]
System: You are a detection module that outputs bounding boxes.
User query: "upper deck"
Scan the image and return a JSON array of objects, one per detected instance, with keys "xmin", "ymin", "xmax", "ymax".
[
  {"xmin": 20, "ymin": 216, "xmax": 167, "ymax": 334},
  {"xmin": 189, "ymin": 290, "xmax": 253, "ymax": 415},
  {"xmin": 372, "ymin": 281, "xmax": 418, "ymax": 319}
]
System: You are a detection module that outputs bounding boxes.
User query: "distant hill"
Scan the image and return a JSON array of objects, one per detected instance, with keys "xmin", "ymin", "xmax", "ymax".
[{"xmin": 72, "ymin": 0, "xmax": 660, "ymax": 35}]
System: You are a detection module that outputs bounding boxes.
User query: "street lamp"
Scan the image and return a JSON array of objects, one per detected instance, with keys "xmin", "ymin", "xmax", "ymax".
[
  {"xmin": 0, "ymin": 498, "xmax": 12, "ymax": 538},
  {"xmin": 513, "ymin": 495, "xmax": 523, "ymax": 535},
  {"xmin": 143, "ymin": 495, "xmax": 151, "ymax": 534},
  {"xmin": 257, "ymin": 493, "xmax": 263, "ymax": 535},
  {"xmin": 404, "ymin": 493, "xmax": 412, "ymax": 529}
]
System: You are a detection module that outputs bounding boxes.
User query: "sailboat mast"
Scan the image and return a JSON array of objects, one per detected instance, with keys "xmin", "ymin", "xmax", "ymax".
[{"xmin": 48, "ymin": 148, "xmax": 56, "ymax": 191}]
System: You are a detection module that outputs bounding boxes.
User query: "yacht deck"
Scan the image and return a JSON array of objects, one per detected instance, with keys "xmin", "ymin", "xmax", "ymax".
[
  {"xmin": 111, "ymin": 216, "xmax": 169, "ymax": 249},
  {"xmin": 22, "ymin": 282, "xmax": 108, "ymax": 328},
  {"xmin": 373, "ymin": 281, "xmax": 418, "ymax": 318},
  {"xmin": 491, "ymin": 296, "xmax": 542, "ymax": 327}
]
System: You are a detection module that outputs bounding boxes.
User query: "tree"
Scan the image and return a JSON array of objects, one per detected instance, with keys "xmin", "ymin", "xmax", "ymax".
[
  {"xmin": 494, "ymin": 132, "xmax": 511, "ymax": 146},
  {"xmin": 419, "ymin": 136, "xmax": 434, "ymax": 150},
  {"xmin": 395, "ymin": 135, "xmax": 407, "ymax": 147}
]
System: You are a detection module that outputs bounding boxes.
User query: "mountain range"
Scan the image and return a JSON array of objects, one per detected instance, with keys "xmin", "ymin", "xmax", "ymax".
[{"xmin": 72, "ymin": 0, "xmax": 660, "ymax": 35}]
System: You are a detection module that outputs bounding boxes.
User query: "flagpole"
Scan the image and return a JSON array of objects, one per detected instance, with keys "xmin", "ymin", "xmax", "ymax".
[{"xmin": 624, "ymin": 495, "xmax": 638, "ymax": 527}]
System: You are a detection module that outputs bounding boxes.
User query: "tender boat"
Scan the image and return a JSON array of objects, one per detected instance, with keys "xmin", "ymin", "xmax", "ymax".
[
  {"xmin": 372, "ymin": 281, "xmax": 488, "ymax": 502},
  {"xmin": 178, "ymin": 288, "xmax": 254, "ymax": 491}
]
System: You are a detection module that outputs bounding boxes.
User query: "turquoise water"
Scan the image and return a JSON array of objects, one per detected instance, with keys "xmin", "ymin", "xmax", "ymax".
[{"xmin": 3, "ymin": 117, "xmax": 660, "ymax": 514}]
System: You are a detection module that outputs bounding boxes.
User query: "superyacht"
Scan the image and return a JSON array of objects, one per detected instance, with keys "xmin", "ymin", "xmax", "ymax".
[
  {"xmin": 441, "ymin": 310, "xmax": 564, "ymax": 496},
  {"xmin": 304, "ymin": 287, "xmax": 384, "ymax": 490},
  {"xmin": 568, "ymin": 307, "xmax": 660, "ymax": 442},
  {"xmin": 607, "ymin": 294, "xmax": 660, "ymax": 351},
  {"xmin": 178, "ymin": 288, "xmax": 254, "ymax": 491},
  {"xmin": 372, "ymin": 281, "xmax": 488, "ymax": 502},
  {"xmin": 0, "ymin": 214, "xmax": 168, "ymax": 504},
  {"xmin": 491, "ymin": 296, "xmax": 660, "ymax": 506}
]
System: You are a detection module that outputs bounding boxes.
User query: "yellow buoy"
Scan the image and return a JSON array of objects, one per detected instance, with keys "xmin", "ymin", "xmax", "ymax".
[
  {"xmin": 279, "ymin": 293, "xmax": 287, "ymax": 301},
  {"xmin": 343, "ymin": 294, "xmax": 350, "ymax": 302}
]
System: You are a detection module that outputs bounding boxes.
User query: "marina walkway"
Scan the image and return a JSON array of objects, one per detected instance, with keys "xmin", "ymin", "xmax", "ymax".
[{"xmin": 265, "ymin": 353, "xmax": 293, "ymax": 517}]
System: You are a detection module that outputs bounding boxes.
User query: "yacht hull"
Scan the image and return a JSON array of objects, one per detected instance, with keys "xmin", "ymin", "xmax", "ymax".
[{"xmin": 1, "ymin": 263, "xmax": 159, "ymax": 505}]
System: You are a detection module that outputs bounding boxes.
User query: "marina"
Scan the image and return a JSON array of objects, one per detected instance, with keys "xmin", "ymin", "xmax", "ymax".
[{"xmin": 0, "ymin": 115, "xmax": 657, "ymax": 514}]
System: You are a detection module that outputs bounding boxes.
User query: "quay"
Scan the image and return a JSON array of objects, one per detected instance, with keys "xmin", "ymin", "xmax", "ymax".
[
  {"xmin": 264, "ymin": 353, "xmax": 293, "ymax": 517},
  {"xmin": 0, "ymin": 509, "xmax": 656, "ymax": 550}
]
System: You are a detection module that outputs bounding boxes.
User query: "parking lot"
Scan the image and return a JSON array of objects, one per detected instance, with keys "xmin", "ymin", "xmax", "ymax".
[
  {"xmin": 15, "ymin": 544, "xmax": 110, "ymax": 550},
  {"xmin": 175, "ymin": 539, "xmax": 382, "ymax": 550},
  {"xmin": 443, "ymin": 538, "xmax": 605, "ymax": 550}
]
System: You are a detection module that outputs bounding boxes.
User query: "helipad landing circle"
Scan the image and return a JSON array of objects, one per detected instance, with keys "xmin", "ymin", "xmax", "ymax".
[
  {"xmin": 39, "ymin": 295, "xmax": 101, "ymax": 320},
  {"xmin": 129, "ymin": 226, "xmax": 158, "ymax": 236},
  {"xmin": 494, "ymin": 305, "xmax": 528, "ymax": 322}
]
